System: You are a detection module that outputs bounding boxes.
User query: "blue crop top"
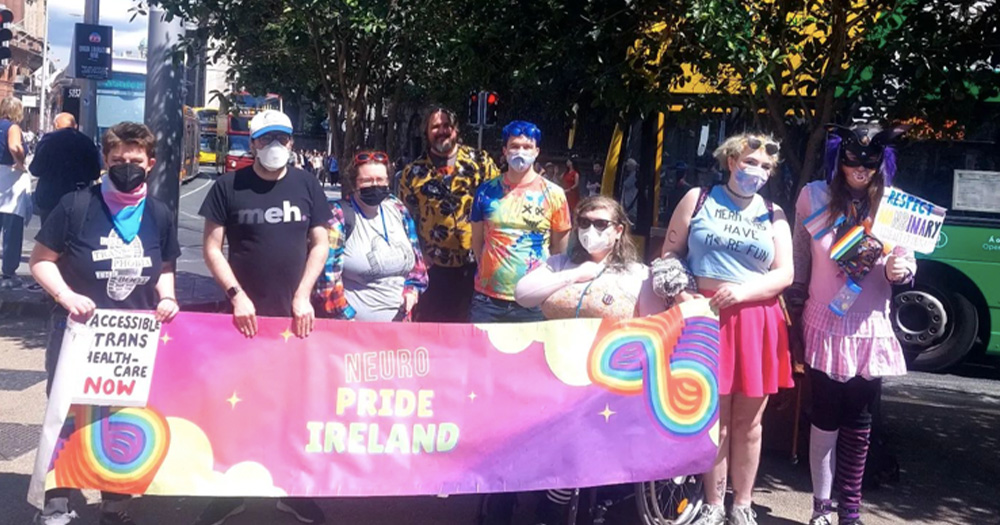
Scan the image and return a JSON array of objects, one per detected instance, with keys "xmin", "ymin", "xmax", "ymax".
[{"xmin": 687, "ymin": 185, "xmax": 775, "ymax": 284}]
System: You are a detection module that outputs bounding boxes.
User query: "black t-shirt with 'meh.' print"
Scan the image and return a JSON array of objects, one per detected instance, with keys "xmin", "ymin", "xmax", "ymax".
[
  {"xmin": 198, "ymin": 166, "xmax": 333, "ymax": 317},
  {"xmin": 35, "ymin": 186, "xmax": 181, "ymax": 310}
]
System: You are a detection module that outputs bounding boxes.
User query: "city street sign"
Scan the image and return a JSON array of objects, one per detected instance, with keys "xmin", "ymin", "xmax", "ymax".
[{"xmin": 73, "ymin": 23, "xmax": 113, "ymax": 80}]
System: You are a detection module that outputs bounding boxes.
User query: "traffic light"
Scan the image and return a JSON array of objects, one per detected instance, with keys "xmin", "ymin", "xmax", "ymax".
[
  {"xmin": 467, "ymin": 91, "xmax": 480, "ymax": 126},
  {"xmin": 0, "ymin": 9, "xmax": 13, "ymax": 63},
  {"xmin": 484, "ymin": 91, "xmax": 499, "ymax": 127}
]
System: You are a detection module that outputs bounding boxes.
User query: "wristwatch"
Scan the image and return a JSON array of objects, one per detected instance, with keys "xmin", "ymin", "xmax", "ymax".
[{"xmin": 226, "ymin": 285, "xmax": 242, "ymax": 300}]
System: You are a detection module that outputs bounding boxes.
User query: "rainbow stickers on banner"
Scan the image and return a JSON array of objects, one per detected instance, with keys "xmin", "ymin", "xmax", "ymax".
[
  {"xmin": 588, "ymin": 302, "xmax": 720, "ymax": 438},
  {"xmin": 52, "ymin": 405, "xmax": 170, "ymax": 494}
]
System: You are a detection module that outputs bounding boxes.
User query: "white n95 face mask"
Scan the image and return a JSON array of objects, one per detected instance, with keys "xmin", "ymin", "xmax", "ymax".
[
  {"xmin": 257, "ymin": 142, "xmax": 291, "ymax": 171},
  {"xmin": 578, "ymin": 226, "xmax": 615, "ymax": 254}
]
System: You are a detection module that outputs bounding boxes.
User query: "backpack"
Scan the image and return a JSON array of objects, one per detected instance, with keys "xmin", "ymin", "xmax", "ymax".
[{"xmin": 336, "ymin": 198, "xmax": 356, "ymax": 241}]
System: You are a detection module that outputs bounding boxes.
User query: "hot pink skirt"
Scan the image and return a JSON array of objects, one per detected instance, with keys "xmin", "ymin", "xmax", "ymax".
[{"xmin": 705, "ymin": 291, "xmax": 795, "ymax": 397}]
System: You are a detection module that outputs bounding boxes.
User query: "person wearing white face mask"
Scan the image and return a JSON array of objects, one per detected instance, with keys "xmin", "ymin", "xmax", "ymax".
[
  {"xmin": 515, "ymin": 195, "xmax": 661, "ymax": 320},
  {"xmin": 659, "ymin": 133, "xmax": 795, "ymax": 525},
  {"xmin": 469, "ymin": 120, "xmax": 572, "ymax": 324},
  {"xmin": 196, "ymin": 109, "xmax": 331, "ymax": 525},
  {"xmin": 514, "ymin": 195, "xmax": 662, "ymax": 525}
]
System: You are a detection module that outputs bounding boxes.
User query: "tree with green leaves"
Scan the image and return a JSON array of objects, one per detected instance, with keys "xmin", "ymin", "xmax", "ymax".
[{"xmin": 678, "ymin": 0, "xmax": 999, "ymax": 194}]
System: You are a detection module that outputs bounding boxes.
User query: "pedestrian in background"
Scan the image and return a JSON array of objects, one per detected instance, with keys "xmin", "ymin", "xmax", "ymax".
[
  {"xmin": 29, "ymin": 122, "xmax": 180, "ymax": 525},
  {"xmin": 0, "ymin": 97, "xmax": 30, "ymax": 289},
  {"xmin": 397, "ymin": 105, "xmax": 499, "ymax": 322},
  {"xmin": 560, "ymin": 157, "xmax": 581, "ymax": 212},
  {"xmin": 30, "ymin": 113, "xmax": 102, "ymax": 225},
  {"xmin": 661, "ymin": 133, "xmax": 794, "ymax": 525},
  {"xmin": 315, "ymin": 150, "xmax": 427, "ymax": 321}
]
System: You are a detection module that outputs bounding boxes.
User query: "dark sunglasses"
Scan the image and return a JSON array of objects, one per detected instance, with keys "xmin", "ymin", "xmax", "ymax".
[
  {"xmin": 841, "ymin": 156, "xmax": 881, "ymax": 170},
  {"xmin": 577, "ymin": 217, "xmax": 614, "ymax": 231},
  {"xmin": 354, "ymin": 151, "xmax": 390, "ymax": 166},
  {"xmin": 746, "ymin": 138, "xmax": 780, "ymax": 156},
  {"xmin": 255, "ymin": 133, "xmax": 291, "ymax": 146}
]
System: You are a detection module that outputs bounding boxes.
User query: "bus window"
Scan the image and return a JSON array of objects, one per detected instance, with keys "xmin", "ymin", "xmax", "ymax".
[
  {"xmin": 200, "ymin": 134, "xmax": 217, "ymax": 153},
  {"xmin": 230, "ymin": 116, "xmax": 251, "ymax": 134},
  {"xmin": 228, "ymin": 135, "xmax": 251, "ymax": 154}
]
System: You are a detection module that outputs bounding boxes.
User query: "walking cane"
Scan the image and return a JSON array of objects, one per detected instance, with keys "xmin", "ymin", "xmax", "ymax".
[{"xmin": 779, "ymin": 295, "xmax": 804, "ymax": 464}]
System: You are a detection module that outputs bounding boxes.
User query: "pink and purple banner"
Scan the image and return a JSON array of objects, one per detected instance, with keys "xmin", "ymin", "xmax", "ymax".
[{"xmin": 29, "ymin": 300, "xmax": 720, "ymax": 506}]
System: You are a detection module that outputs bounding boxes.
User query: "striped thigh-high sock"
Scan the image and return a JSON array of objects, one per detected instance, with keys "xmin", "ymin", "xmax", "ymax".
[
  {"xmin": 835, "ymin": 425, "xmax": 871, "ymax": 522},
  {"xmin": 545, "ymin": 489, "xmax": 573, "ymax": 506}
]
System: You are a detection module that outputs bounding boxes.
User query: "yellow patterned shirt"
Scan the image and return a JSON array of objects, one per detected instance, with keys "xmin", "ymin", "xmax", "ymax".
[{"xmin": 398, "ymin": 145, "xmax": 500, "ymax": 267}]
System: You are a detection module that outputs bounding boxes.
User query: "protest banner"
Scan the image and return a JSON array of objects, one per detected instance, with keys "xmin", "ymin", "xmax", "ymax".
[
  {"xmin": 872, "ymin": 187, "xmax": 947, "ymax": 254},
  {"xmin": 28, "ymin": 300, "xmax": 721, "ymax": 507}
]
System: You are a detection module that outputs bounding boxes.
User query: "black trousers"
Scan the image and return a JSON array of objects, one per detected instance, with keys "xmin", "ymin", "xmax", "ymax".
[{"xmin": 414, "ymin": 263, "xmax": 477, "ymax": 323}]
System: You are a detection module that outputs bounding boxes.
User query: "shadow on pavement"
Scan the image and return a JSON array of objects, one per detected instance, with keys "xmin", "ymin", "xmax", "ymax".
[
  {"xmin": 0, "ymin": 311, "xmax": 49, "ymax": 349},
  {"xmin": 756, "ymin": 379, "xmax": 1000, "ymax": 525}
]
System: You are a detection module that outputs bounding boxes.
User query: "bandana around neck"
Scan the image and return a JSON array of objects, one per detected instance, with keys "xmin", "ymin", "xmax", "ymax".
[{"xmin": 100, "ymin": 175, "xmax": 147, "ymax": 243}]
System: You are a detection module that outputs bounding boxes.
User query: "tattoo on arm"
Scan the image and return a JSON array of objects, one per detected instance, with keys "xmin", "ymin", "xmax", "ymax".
[{"xmin": 667, "ymin": 229, "xmax": 680, "ymax": 244}]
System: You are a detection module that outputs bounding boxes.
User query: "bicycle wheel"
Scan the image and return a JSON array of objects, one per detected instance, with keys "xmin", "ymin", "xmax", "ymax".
[{"xmin": 635, "ymin": 476, "xmax": 704, "ymax": 525}]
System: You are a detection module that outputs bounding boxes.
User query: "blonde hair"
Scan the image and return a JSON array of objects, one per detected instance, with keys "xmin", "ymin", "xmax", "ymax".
[
  {"xmin": 713, "ymin": 133, "xmax": 781, "ymax": 171},
  {"xmin": 0, "ymin": 97, "xmax": 23, "ymax": 123}
]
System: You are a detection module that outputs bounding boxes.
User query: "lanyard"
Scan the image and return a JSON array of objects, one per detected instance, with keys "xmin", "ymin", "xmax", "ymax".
[
  {"xmin": 575, "ymin": 266, "xmax": 608, "ymax": 318},
  {"xmin": 350, "ymin": 195, "xmax": 389, "ymax": 244}
]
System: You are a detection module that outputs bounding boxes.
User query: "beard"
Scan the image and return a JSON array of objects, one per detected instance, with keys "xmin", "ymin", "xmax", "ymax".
[{"xmin": 431, "ymin": 136, "xmax": 456, "ymax": 155}]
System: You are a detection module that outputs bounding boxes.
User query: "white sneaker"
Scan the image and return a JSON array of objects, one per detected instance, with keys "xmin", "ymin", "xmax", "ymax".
[
  {"xmin": 809, "ymin": 515, "xmax": 834, "ymax": 525},
  {"xmin": 34, "ymin": 510, "xmax": 79, "ymax": 525},
  {"xmin": 691, "ymin": 503, "xmax": 726, "ymax": 525}
]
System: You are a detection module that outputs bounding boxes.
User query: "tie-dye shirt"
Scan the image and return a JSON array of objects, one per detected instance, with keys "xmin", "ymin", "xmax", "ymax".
[{"xmin": 471, "ymin": 174, "xmax": 572, "ymax": 300}]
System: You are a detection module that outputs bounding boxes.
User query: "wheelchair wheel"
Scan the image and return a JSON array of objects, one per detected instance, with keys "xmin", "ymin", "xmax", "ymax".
[{"xmin": 635, "ymin": 475, "xmax": 704, "ymax": 525}]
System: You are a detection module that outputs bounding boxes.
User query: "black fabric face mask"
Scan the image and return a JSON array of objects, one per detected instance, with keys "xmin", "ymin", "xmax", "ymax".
[
  {"xmin": 108, "ymin": 163, "xmax": 148, "ymax": 193},
  {"xmin": 358, "ymin": 185, "xmax": 391, "ymax": 206}
]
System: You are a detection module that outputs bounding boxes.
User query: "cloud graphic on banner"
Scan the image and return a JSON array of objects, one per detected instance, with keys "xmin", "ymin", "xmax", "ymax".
[
  {"xmin": 477, "ymin": 319, "xmax": 602, "ymax": 387},
  {"xmin": 146, "ymin": 417, "xmax": 286, "ymax": 497}
]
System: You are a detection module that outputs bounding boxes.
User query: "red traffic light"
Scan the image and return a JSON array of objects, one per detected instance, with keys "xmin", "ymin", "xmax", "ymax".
[
  {"xmin": 487, "ymin": 93, "xmax": 498, "ymax": 104},
  {"xmin": 0, "ymin": 9, "xmax": 13, "ymax": 25}
]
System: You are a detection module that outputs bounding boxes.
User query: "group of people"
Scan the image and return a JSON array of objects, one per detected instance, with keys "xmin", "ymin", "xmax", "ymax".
[
  {"xmin": 291, "ymin": 148, "xmax": 340, "ymax": 187},
  {"xmin": 17, "ymin": 95, "xmax": 914, "ymax": 525}
]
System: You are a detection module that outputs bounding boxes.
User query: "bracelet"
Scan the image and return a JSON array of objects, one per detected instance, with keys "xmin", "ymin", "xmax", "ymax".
[{"xmin": 159, "ymin": 297, "xmax": 178, "ymax": 305}]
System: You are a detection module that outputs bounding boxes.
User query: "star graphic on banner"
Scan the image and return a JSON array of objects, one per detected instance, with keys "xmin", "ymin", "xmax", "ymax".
[
  {"xmin": 468, "ymin": 392, "xmax": 477, "ymax": 402},
  {"xmin": 280, "ymin": 328, "xmax": 294, "ymax": 342},
  {"xmin": 226, "ymin": 392, "xmax": 242, "ymax": 409},
  {"xmin": 160, "ymin": 332, "xmax": 172, "ymax": 345},
  {"xmin": 599, "ymin": 404, "xmax": 616, "ymax": 422}
]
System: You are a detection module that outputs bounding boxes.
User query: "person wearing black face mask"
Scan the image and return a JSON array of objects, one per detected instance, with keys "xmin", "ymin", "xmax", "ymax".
[
  {"xmin": 28, "ymin": 122, "xmax": 180, "ymax": 525},
  {"xmin": 314, "ymin": 150, "xmax": 428, "ymax": 322}
]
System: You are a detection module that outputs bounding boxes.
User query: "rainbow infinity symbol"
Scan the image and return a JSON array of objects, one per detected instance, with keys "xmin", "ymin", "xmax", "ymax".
[
  {"xmin": 588, "ymin": 307, "xmax": 720, "ymax": 438},
  {"xmin": 53, "ymin": 405, "xmax": 171, "ymax": 494}
]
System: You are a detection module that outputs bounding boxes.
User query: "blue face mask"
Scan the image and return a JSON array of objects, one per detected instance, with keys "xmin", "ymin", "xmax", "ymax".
[
  {"xmin": 506, "ymin": 149, "xmax": 537, "ymax": 173},
  {"xmin": 733, "ymin": 165, "xmax": 769, "ymax": 197}
]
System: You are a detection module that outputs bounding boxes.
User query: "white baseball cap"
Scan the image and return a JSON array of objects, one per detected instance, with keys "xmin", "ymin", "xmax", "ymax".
[{"xmin": 249, "ymin": 110, "xmax": 293, "ymax": 139}]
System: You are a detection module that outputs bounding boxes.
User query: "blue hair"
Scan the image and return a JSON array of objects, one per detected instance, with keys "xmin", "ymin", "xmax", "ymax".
[{"xmin": 502, "ymin": 120, "xmax": 542, "ymax": 146}]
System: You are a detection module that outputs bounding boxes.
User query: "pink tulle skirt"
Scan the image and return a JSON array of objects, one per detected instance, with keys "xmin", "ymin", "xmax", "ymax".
[{"xmin": 705, "ymin": 291, "xmax": 795, "ymax": 397}]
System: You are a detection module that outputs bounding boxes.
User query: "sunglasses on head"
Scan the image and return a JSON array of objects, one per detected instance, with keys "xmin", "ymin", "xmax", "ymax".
[
  {"xmin": 841, "ymin": 156, "xmax": 881, "ymax": 170},
  {"xmin": 354, "ymin": 151, "xmax": 389, "ymax": 166},
  {"xmin": 746, "ymin": 138, "xmax": 780, "ymax": 156},
  {"xmin": 577, "ymin": 217, "xmax": 614, "ymax": 231}
]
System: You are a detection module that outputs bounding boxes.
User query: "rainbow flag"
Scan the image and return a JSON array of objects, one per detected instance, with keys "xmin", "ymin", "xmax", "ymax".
[{"xmin": 830, "ymin": 225, "xmax": 866, "ymax": 261}]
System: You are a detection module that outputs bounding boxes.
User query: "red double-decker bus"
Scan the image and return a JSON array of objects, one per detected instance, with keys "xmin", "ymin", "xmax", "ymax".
[{"xmin": 215, "ymin": 93, "xmax": 283, "ymax": 175}]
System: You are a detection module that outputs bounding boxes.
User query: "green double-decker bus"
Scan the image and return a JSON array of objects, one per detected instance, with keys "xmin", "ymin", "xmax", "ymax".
[{"xmin": 892, "ymin": 138, "xmax": 1000, "ymax": 370}]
